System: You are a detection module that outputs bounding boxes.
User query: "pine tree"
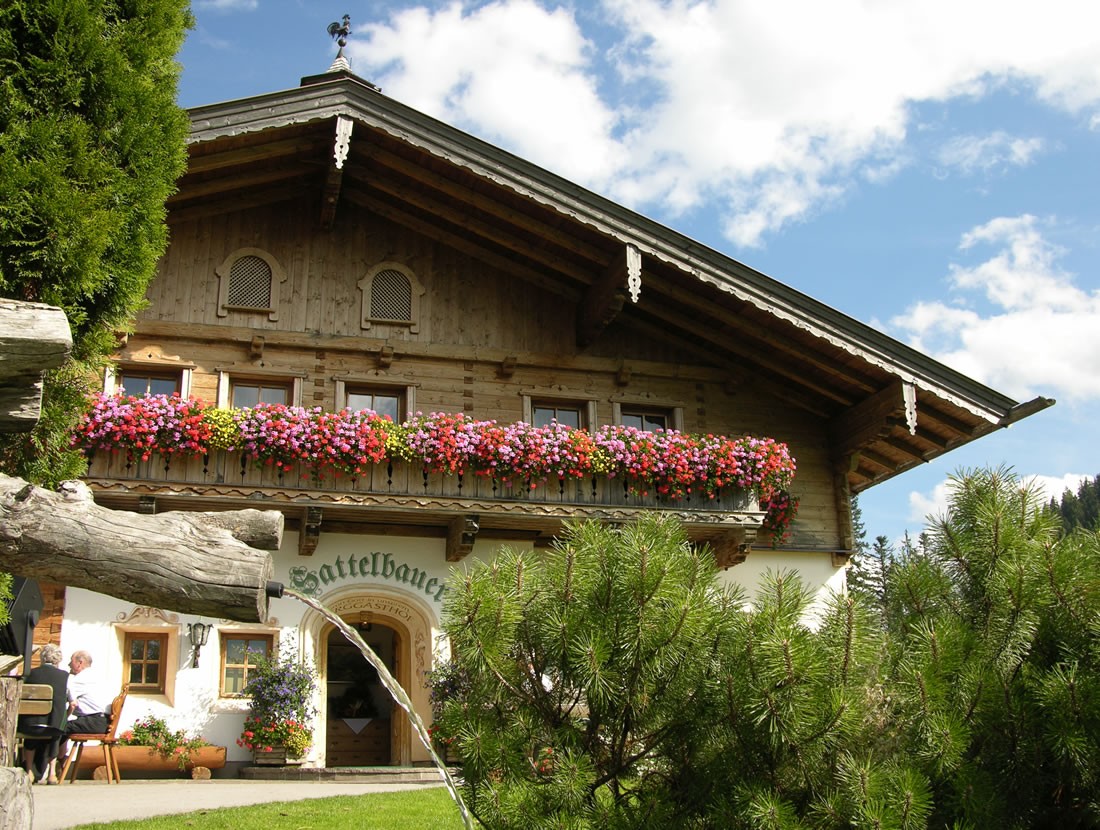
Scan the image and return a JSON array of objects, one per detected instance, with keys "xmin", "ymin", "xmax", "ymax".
[
  {"xmin": 436, "ymin": 516, "xmax": 924, "ymax": 829},
  {"xmin": 884, "ymin": 466, "xmax": 1100, "ymax": 827},
  {"xmin": 847, "ymin": 493, "xmax": 892, "ymax": 613},
  {"xmin": 0, "ymin": 0, "xmax": 192, "ymax": 485}
]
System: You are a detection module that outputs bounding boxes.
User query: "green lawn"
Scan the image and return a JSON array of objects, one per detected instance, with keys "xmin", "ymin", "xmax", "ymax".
[{"xmin": 70, "ymin": 788, "xmax": 467, "ymax": 830}]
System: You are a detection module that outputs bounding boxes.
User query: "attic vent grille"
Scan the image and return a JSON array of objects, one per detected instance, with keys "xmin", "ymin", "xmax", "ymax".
[
  {"xmin": 227, "ymin": 256, "xmax": 272, "ymax": 308},
  {"xmin": 369, "ymin": 269, "xmax": 412, "ymax": 322}
]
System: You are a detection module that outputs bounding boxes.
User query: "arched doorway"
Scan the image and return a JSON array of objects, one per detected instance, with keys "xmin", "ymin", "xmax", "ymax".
[
  {"xmin": 307, "ymin": 589, "xmax": 436, "ymax": 767},
  {"xmin": 325, "ymin": 617, "xmax": 396, "ymax": 766}
]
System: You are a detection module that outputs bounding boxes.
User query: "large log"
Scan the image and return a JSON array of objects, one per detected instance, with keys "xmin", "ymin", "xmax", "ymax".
[
  {"xmin": 0, "ymin": 300, "xmax": 72, "ymax": 433},
  {"xmin": 0, "ymin": 474, "xmax": 280, "ymax": 622}
]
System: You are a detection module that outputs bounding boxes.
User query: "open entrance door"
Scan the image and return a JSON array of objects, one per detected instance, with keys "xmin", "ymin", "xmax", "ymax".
[{"xmin": 325, "ymin": 619, "xmax": 397, "ymax": 766}]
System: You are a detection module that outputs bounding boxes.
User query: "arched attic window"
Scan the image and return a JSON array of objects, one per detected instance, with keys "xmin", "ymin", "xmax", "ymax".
[
  {"xmin": 216, "ymin": 248, "xmax": 287, "ymax": 321},
  {"xmin": 358, "ymin": 263, "xmax": 424, "ymax": 333}
]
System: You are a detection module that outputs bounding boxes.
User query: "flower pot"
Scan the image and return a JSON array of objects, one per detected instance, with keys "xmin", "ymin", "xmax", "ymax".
[{"xmin": 251, "ymin": 745, "xmax": 303, "ymax": 766}]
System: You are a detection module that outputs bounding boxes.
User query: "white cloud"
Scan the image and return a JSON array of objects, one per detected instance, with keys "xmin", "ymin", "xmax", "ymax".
[
  {"xmin": 890, "ymin": 215, "xmax": 1100, "ymax": 402},
  {"xmin": 908, "ymin": 480, "xmax": 952, "ymax": 524},
  {"xmin": 907, "ymin": 471, "xmax": 1089, "ymax": 527},
  {"xmin": 1024, "ymin": 472, "xmax": 1092, "ymax": 504},
  {"xmin": 349, "ymin": 0, "xmax": 1100, "ymax": 246},
  {"xmin": 936, "ymin": 132, "xmax": 1045, "ymax": 175},
  {"xmin": 351, "ymin": 1, "xmax": 622, "ymax": 188}
]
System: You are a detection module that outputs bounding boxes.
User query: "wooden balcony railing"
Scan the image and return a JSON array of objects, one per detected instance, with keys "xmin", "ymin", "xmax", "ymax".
[{"xmin": 84, "ymin": 449, "xmax": 764, "ymax": 530}]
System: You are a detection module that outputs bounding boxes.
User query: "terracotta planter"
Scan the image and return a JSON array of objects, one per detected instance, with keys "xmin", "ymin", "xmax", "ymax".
[{"xmin": 76, "ymin": 745, "xmax": 226, "ymax": 779}]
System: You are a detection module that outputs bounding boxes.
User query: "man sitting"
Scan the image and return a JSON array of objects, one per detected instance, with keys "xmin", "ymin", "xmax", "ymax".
[{"xmin": 62, "ymin": 650, "xmax": 113, "ymax": 747}]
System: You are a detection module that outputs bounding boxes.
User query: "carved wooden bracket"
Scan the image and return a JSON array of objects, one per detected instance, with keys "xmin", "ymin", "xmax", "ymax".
[
  {"xmin": 249, "ymin": 335, "xmax": 265, "ymax": 359},
  {"xmin": 298, "ymin": 506, "xmax": 323, "ymax": 557},
  {"xmin": 710, "ymin": 528, "xmax": 756, "ymax": 569},
  {"xmin": 831, "ymin": 551, "xmax": 852, "ymax": 568},
  {"xmin": 320, "ymin": 116, "xmax": 353, "ymax": 230},
  {"xmin": 446, "ymin": 514, "xmax": 480, "ymax": 562},
  {"xmin": 377, "ymin": 345, "xmax": 394, "ymax": 369},
  {"xmin": 499, "ymin": 355, "xmax": 517, "ymax": 378},
  {"xmin": 616, "ymin": 363, "xmax": 632, "ymax": 386}
]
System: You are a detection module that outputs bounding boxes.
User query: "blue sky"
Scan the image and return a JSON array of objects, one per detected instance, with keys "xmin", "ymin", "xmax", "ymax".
[{"xmin": 175, "ymin": 0, "xmax": 1100, "ymax": 546}]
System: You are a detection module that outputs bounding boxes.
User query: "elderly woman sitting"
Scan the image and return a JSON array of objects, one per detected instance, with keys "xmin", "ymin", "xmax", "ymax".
[{"xmin": 19, "ymin": 643, "xmax": 69, "ymax": 784}]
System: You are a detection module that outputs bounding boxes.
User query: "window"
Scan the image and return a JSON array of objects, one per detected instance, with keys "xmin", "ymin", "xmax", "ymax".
[
  {"xmin": 113, "ymin": 607, "xmax": 180, "ymax": 704},
  {"xmin": 216, "ymin": 371, "xmax": 303, "ymax": 409},
  {"xmin": 216, "ymin": 248, "xmax": 286, "ymax": 321},
  {"xmin": 220, "ymin": 633, "xmax": 274, "ymax": 696},
  {"xmin": 335, "ymin": 379, "xmax": 415, "ymax": 421},
  {"xmin": 346, "ymin": 388, "xmax": 403, "ymax": 421},
  {"xmin": 613, "ymin": 402, "xmax": 684, "ymax": 433},
  {"xmin": 523, "ymin": 395, "xmax": 597, "ymax": 430},
  {"xmin": 106, "ymin": 364, "xmax": 192, "ymax": 398},
  {"xmin": 358, "ymin": 262, "xmax": 424, "ymax": 332},
  {"xmin": 620, "ymin": 409, "xmax": 669, "ymax": 432},
  {"xmin": 533, "ymin": 402, "xmax": 585, "ymax": 429},
  {"xmin": 230, "ymin": 380, "xmax": 290, "ymax": 409},
  {"xmin": 124, "ymin": 633, "xmax": 168, "ymax": 693},
  {"xmin": 227, "ymin": 256, "xmax": 272, "ymax": 309},
  {"xmin": 118, "ymin": 370, "xmax": 180, "ymax": 397}
]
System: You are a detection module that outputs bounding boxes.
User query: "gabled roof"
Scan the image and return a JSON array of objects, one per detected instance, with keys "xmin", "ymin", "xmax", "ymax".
[{"xmin": 172, "ymin": 70, "xmax": 1053, "ymax": 494}]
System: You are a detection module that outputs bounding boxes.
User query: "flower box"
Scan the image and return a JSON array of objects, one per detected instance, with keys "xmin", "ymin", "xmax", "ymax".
[{"xmin": 75, "ymin": 745, "xmax": 226, "ymax": 779}]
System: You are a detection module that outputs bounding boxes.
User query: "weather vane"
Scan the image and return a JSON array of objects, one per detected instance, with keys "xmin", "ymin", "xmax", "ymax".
[{"xmin": 328, "ymin": 14, "xmax": 351, "ymax": 59}]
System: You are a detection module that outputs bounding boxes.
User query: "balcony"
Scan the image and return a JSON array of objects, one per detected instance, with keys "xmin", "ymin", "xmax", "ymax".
[{"xmin": 76, "ymin": 396, "xmax": 792, "ymax": 559}]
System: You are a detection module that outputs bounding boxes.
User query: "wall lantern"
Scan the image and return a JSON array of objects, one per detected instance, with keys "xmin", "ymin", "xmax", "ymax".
[{"xmin": 187, "ymin": 621, "xmax": 211, "ymax": 668}]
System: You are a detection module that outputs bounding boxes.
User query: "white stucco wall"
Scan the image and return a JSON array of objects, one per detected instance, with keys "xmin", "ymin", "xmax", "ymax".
[{"xmin": 56, "ymin": 530, "xmax": 846, "ymax": 770}]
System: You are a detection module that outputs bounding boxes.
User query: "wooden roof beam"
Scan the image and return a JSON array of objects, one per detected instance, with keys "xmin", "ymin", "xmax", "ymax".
[
  {"xmin": 343, "ymin": 189, "xmax": 580, "ymax": 301},
  {"xmin": 167, "ymin": 180, "xmax": 315, "ymax": 223},
  {"xmin": 366, "ymin": 145, "xmax": 611, "ymax": 263},
  {"xmin": 167, "ymin": 165, "xmax": 314, "ymax": 204},
  {"xmin": 620, "ymin": 315, "xmax": 834, "ymax": 417},
  {"xmin": 632, "ymin": 302, "xmax": 856, "ymax": 407},
  {"xmin": 350, "ymin": 172, "xmax": 596, "ymax": 285},
  {"xmin": 184, "ymin": 135, "xmax": 328, "ymax": 175},
  {"xmin": 643, "ymin": 271, "xmax": 881, "ymax": 397},
  {"xmin": 578, "ymin": 244, "xmax": 639, "ymax": 347},
  {"xmin": 319, "ymin": 117, "xmax": 353, "ymax": 230}
]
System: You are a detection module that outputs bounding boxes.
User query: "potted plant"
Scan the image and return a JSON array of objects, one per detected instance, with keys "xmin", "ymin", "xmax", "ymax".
[{"xmin": 236, "ymin": 653, "xmax": 317, "ymax": 765}]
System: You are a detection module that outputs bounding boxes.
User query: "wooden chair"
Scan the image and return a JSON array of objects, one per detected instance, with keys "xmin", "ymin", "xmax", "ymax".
[
  {"xmin": 14, "ymin": 683, "xmax": 56, "ymax": 757},
  {"xmin": 59, "ymin": 687, "xmax": 127, "ymax": 784}
]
